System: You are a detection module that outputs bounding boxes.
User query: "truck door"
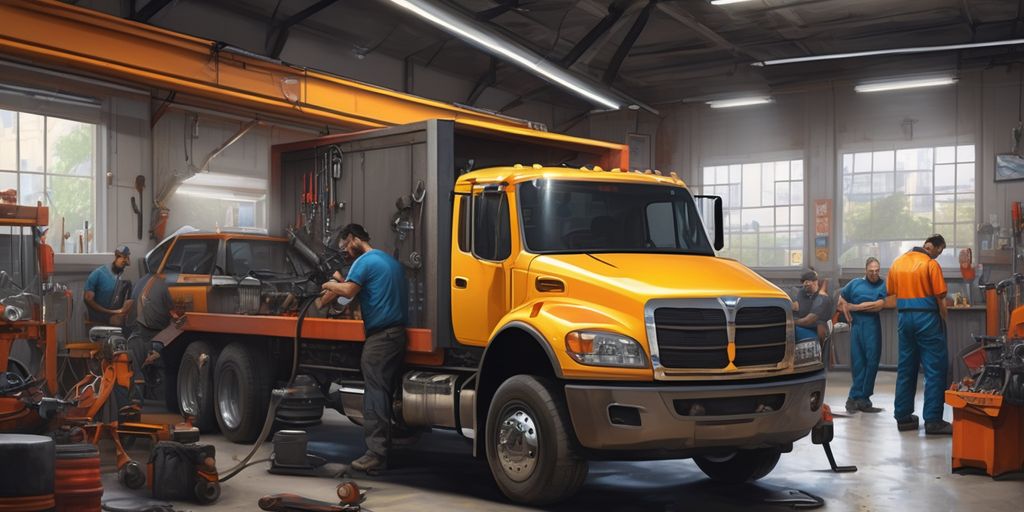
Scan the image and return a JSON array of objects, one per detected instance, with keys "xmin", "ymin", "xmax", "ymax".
[
  {"xmin": 162, "ymin": 237, "xmax": 219, "ymax": 312},
  {"xmin": 450, "ymin": 188, "xmax": 512, "ymax": 345}
]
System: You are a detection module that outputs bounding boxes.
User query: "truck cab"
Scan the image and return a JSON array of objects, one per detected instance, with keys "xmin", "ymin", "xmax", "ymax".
[{"xmin": 452, "ymin": 165, "xmax": 825, "ymax": 503}]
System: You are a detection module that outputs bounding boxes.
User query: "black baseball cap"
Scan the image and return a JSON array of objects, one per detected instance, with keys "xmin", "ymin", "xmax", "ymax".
[{"xmin": 800, "ymin": 270, "xmax": 818, "ymax": 282}]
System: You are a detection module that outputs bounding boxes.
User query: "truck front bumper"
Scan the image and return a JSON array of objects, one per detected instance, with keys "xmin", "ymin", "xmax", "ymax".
[{"xmin": 563, "ymin": 371, "xmax": 826, "ymax": 453}]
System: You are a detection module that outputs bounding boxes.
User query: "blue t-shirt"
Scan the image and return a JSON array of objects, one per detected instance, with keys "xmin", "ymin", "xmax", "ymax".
[
  {"xmin": 841, "ymin": 277, "xmax": 887, "ymax": 323},
  {"xmin": 346, "ymin": 249, "xmax": 408, "ymax": 333},
  {"xmin": 85, "ymin": 264, "xmax": 124, "ymax": 323}
]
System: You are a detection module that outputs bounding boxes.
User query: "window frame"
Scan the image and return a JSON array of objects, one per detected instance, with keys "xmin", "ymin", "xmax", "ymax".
[
  {"xmin": 699, "ymin": 155, "xmax": 807, "ymax": 269},
  {"xmin": 471, "ymin": 190, "xmax": 512, "ymax": 262},
  {"xmin": 836, "ymin": 142, "xmax": 977, "ymax": 274},
  {"xmin": 0, "ymin": 106, "xmax": 103, "ymax": 253}
]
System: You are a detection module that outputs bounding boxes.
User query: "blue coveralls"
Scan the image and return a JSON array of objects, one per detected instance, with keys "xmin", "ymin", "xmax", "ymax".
[
  {"xmin": 841, "ymin": 277, "xmax": 886, "ymax": 403},
  {"xmin": 888, "ymin": 248, "xmax": 948, "ymax": 423}
]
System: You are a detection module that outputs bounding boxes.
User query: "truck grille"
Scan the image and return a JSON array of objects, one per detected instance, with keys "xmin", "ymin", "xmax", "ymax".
[{"xmin": 653, "ymin": 305, "xmax": 787, "ymax": 370}]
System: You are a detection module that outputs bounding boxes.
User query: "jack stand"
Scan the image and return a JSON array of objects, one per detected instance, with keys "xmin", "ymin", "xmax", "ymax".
[{"xmin": 822, "ymin": 442, "xmax": 857, "ymax": 473}]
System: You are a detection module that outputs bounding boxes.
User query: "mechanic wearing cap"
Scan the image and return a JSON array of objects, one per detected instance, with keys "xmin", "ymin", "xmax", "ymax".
[
  {"xmin": 791, "ymin": 269, "xmax": 831, "ymax": 343},
  {"xmin": 837, "ymin": 257, "xmax": 886, "ymax": 414},
  {"xmin": 84, "ymin": 245, "xmax": 133, "ymax": 325},
  {"xmin": 320, "ymin": 223, "xmax": 408, "ymax": 474},
  {"xmin": 887, "ymin": 234, "xmax": 952, "ymax": 435}
]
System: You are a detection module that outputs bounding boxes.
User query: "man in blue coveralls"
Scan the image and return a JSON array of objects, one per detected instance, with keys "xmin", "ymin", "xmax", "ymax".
[
  {"xmin": 838, "ymin": 257, "xmax": 886, "ymax": 413},
  {"xmin": 887, "ymin": 234, "xmax": 952, "ymax": 435},
  {"xmin": 320, "ymin": 223, "xmax": 408, "ymax": 473}
]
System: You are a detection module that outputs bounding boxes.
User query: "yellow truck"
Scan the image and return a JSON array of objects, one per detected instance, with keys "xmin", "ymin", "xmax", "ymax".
[{"xmin": 154, "ymin": 120, "xmax": 825, "ymax": 505}]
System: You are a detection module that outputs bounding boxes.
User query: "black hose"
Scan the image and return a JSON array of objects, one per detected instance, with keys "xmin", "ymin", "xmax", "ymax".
[{"xmin": 218, "ymin": 295, "xmax": 318, "ymax": 482}]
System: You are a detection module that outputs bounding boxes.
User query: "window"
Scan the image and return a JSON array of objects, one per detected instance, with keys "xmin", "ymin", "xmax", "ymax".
[
  {"xmin": 472, "ymin": 192, "xmax": 511, "ymax": 261},
  {"xmin": 0, "ymin": 109, "xmax": 98, "ymax": 253},
  {"xmin": 226, "ymin": 240, "xmax": 301, "ymax": 277},
  {"xmin": 163, "ymin": 239, "xmax": 218, "ymax": 280},
  {"xmin": 702, "ymin": 159, "xmax": 805, "ymax": 267},
  {"xmin": 457, "ymin": 195, "xmax": 470, "ymax": 252},
  {"xmin": 840, "ymin": 146, "xmax": 975, "ymax": 269},
  {"xmin": 144, "ymin": 238, "xmax": 172, "ymax": 274}
]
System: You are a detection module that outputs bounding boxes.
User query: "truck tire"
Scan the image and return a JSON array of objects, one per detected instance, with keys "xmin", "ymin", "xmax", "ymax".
[
  {"xmin": 214, "ymin": 343, "xmax": 271, "ymax": 443},
  {"xmin": 485, "ymin": 375, "xmax": 588, "ymax": 505},
  {"xmin": 177, "ymin": 341, "xmax": 219, "ymax": 432},
  {"xmin": 693, "ymin": 448, "xmax": 782, "ymax": 483}
]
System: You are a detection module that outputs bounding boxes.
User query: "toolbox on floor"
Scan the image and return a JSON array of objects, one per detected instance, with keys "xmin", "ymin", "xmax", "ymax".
[{"xmin": 945, "ymin": 390, "xmax": 1024, "ymax": 478}]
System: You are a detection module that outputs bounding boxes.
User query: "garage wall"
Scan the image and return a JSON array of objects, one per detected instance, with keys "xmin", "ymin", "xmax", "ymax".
[{"xmin": 648, "ymin": 66, "xmax": 1021, "ymax": 283}]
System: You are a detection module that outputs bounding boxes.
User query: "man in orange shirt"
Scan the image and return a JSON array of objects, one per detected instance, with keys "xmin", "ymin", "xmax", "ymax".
[{"xmin": 886, "ymin": 234, "xmax": 952, "ymax": 435}]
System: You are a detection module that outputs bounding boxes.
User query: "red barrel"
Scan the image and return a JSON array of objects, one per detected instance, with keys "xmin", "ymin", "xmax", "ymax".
[
  {"xmin": 54, "ymin": 443, "xmax": 102, "ymax": 512},
  {"xmin": 0, "ymin": 434, "xmax": 55, "ymax": 511}
]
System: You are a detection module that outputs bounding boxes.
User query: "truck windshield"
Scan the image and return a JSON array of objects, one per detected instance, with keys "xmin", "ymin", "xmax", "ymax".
[
  {"xmin": 518, "ymin": 179, "xmax": 714, "ymax": 255},
  {"xmin": 226, "ymin": 240, "xmax": 303, "ymax": 277}
]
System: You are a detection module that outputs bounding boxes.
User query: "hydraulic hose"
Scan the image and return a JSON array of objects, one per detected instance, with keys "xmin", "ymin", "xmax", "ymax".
[{"xmin": 219, "ymin": 294, "xmax": 317, "ymax": 482}]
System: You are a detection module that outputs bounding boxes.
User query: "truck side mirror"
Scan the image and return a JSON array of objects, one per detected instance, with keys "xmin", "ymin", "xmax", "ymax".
[{"xmin": 694, "ymin": 195, "xmax": 724, "ymax": 251}]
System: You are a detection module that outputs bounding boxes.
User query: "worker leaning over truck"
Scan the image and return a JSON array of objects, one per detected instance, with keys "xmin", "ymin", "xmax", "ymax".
[{"xmin": 320, "ymin": 223, "xmax": 408, "ymax": 474}]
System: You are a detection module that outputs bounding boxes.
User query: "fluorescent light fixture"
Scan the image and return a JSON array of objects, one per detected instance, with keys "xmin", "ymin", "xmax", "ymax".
[
  {"xmin": 176, "ymin": 185, "xmax": 265, "ymax": 202},
  {"xmin": 711, "ymin": 0, "xmax": 754, "ymax": 5},
  {"xmin": 753, "ymin": 38, "xmax": 1024, "ymax": 66},
  {"xmin": 855, "ymin": 77, "xmax": 956, "ymax": 93},
  {"xmin": 384, "ymin": 0, "xmax": 621, "ymax": 110},
  {"xmin": 181, "ymin": 172, "xmax": 267, "ymax": 190},
  {"xmin": 707, "ymin": 97, "xmax": 773, "ymax": 108}
]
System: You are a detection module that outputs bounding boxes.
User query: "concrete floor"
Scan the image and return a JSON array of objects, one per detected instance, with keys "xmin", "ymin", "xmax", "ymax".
[{"xmin": 99, "ymin": 371, "xmax": 1024, "ymax": 511}]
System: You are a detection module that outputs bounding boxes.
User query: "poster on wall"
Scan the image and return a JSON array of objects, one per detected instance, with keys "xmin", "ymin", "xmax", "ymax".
[
  {"xmin": 814, "ymin": 199, "xmax": 831, "ymax": 262},
  {"xmin": 995, "ymin": 154, "xmax": 1024, "ymax": 182}
]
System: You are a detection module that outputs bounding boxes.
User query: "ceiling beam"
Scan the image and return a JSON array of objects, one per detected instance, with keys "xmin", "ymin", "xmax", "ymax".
[
  {"xmin": 475, "ymin": 0, "xmax": 518, "ymax": 22},
  {"xmin": 602, "ymin": 1, "xmax": 652, "ymax": 84},
  {"xmin": 466, "ymin": 57, "xmax": 498, "ymax": 105},
  {"xmin": 264, "ymin": 0, "xmax": 340, "ymax": 59},
  {"xmin": 657, "ymin": 3, "xmax": 756, "ymax": 60},
  {"xmin": 560, "ymin": 0, "xmax": 628, "ymax": 67},
  {"xmin": 132, "ymin": 0, "xmax": 173, "ymax": 23}
]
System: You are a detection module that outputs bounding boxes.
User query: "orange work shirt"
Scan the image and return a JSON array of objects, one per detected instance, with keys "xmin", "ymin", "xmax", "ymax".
[{"xmin": 886, "ymin": 248, "xmax": 947, "ymax": 311}]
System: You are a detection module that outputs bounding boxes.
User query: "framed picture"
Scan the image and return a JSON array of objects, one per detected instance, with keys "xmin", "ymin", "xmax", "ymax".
[{"xmin": 995, "ymin": 153, "xmax": 1024, "ymax": 182}]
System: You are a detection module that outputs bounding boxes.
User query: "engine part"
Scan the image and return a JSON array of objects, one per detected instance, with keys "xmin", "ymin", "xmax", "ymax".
[
  {"xmin": 400, "ymin": 371, "xmax": 463, "ymax": 429},
  {"xmin": 275, "ymin": 375, "xmax": 326, "ymax": 427},
  {"xmin": 208, "ymin": 275, "xmax": 261, "ymax": 314}
]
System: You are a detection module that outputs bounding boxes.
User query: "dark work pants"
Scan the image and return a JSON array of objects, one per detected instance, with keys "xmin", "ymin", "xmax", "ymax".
[
  {"xmin": 894, "ymin": 311, "xmax": 948, "ymax": 423},
  {"xmin": 127, "ymin": 326, "xmax": 160, "ymax": 385},
  {"xmin": 361, "ymin": 326, "xmax": 407, "ymax": 458}
]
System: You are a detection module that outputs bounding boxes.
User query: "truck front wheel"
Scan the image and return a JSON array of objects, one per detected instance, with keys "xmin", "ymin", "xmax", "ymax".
[
  {"xmin": 214, "ymin": 343, "xmax": 271, "ymax": 443},
  {"xmin": 485, "ymin": 375, "xmax": 588, "ymax": 505},
  {"xmin": 693, "ymin": 448, "xmax": 782, "ymax": 483}
]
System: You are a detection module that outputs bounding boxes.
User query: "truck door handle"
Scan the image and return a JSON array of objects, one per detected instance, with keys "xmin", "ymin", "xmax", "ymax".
[{"xmin": 454, "ymin": 277, "xmax": 468, "ymax": 288}]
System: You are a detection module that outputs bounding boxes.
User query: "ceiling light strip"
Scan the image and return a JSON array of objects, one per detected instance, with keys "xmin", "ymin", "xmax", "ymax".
[
  {"xmin": 854, "ymin": 77, "xmax": 956, "ymax": 93},
  {"xmin": 753, "ymin": 38, "xmax": 1024, "ymax": 66},
  {"xmin": 385, "ymin": 0, "xmax": 623, "ymax": 110},
  {"xmin": 706, "ymin": 96, "xmax": 773, "ymax": 108}
]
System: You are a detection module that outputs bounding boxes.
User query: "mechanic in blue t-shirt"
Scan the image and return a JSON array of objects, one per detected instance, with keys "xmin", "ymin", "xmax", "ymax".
[
  {"xmin": 838, "ymin": 257, "xmax": 887, "ymax": 414},
  {"xmin": 321, "ymin": 223, "xmax": 408, "ymax": 475},
  {"xmin": 84, "ymin": 245, "xmax": 133, "ymax": 325}
]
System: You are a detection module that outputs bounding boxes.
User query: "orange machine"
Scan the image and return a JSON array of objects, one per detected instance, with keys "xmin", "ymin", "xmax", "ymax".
[
  {"xmin": 0, "ymin": 202, "xmax": 58, "ymax": 433},
  {"xmin": 945, "ymin": 390, "xmax": 1023, "ymax": 478}
]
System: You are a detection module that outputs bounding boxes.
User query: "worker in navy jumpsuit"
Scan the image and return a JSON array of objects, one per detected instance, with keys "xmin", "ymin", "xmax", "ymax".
[
  {"xmin": 838, "ymin": 257, "xmax": 886, "ymax": 413},
  {"xmin": 886, "ymin": 234, "xmax": 952, "ymax": 435}
]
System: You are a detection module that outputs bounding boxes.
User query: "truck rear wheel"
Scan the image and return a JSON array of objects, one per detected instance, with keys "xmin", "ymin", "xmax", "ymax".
[
  {"xmin": 177, "ymin": 341, "xmax": 219, "ymax": 432},
  {"xmin": 485, "ymin": 375, "xmax": 588, "ymax": 505},
  {"xmin": 214, "ymin": 343, "xmax": 271, "ymax": 443},
  {"xmin": 693, "ymin": 448, "xmax": 782, "ymax": 483}
]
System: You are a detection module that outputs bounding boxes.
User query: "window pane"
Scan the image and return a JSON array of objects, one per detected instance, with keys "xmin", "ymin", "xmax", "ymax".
[
  {"xmin": 852, "ymin": 175, "xmax": 870, "ymax": 195},
  {"xmin": 842, "ymin": 154, "xmax": 853, "ymax": 174},
  {"xmin": 790, "ymin": 182, "xmax": 803, "ymax": 204},
  {"xmin": 19, "ymin": 173, "xmax": 44, "ymax": 205},
  {"xmin": 896, "ymin": 148, "xmax": 932, "ymax": 171},
  {"xmin": 775, "ymin": 182, "xmax": 789, "ymax": 205},
  {"xmin": 716, "ymin": 165, "xmax": 729, "ymax": 184},
  {"xmin": 899, "ymin": 172, "xmax": 932, "ymax": 194},
  {"xmin": 775, "ymin": 161, "xmax": 790, "ymax": 181},
  {"xmin": 957, "ymin": 145, "xmax": 975, "ymax": 163},
  {"xmin": 934, "ymin": 164, "xmax": 955, "ymax": 191},
  {"xmin": 956, "ymin": 163, "xmax": 975, "ymax": 190},
  {"xmin": 956, "ymin": 194, "xmax": 975, "ymax": 225},
  {"xmin": 776, "ymin": 206, "xmax": 790, "ymax": 226},
  {"xmin": 791, "ymin": 160, "xmax": 803, "ymax": 180},
  {"xmin": 48, "ymin": 118, "xmax": 93, "ymax": 176},
  {"xmin": 742, "ymin": 164, "xmax": 761, "ymax": 207},
  {"xmin": 791, "ymin": 206, "xmax": 803, "ymax": 226},
  {"xmin": 935, "ymin": 146, "xmax": 956, "ymax": 164},
  {"xmin": 872, "ymin": 173, "xmax": 893, "ymax": 195},
  {"xmin": 0, "ymin": 171, "xmax": 15, "ymax": 193},
  {"xmin": 48, "ymin": 175, "xmax": 93, "ymax": 244},
  {"xmin": 955, "ymin": 222, "xmax": 974, "ymax": 248},
  {"xmin": 934, "ymin": 194, "xmax": 955, "ymax": 223},
  {"xmin": 854, "ymin": 152, "xmax": 872, "ymax": 172},
  {"xmin": 19, "ymin": 113, "xmax": 44, "ymax": 173},
  {"xmin": 703, "ymin": 167, "xmax": 715, "ymax": 184},
  {"xmin": 729, "ymin": 164, "xmax": 741, "ymax": 183},
  {"xmin": 0, "ymin": 110, "xmax": 15, "ymax": 170},
  {"xmin": 872, "ymin": 150, "xmax": 894, "ymax": 172}
]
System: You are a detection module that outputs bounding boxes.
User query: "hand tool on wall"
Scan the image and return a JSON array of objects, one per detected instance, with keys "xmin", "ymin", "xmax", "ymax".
[{"xmin": 130, "ymin": 175, "xmax": 145, "ymax": 240}]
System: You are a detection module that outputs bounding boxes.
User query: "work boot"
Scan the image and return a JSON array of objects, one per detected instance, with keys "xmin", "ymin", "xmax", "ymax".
[
  {"xmin": 924, "ymin": 420, "xmax": 953, "ymax": 435},
  {"xmin": 845, "ymin": 398, "xmax": 860, "ymax": 413},
  {"xmin": 350, "ymin": 451, "xmax": 386, "ymax": 474},
  {"xmin": 857, "ymin": 399, "xmax": 883, "ymax": 413},
  {"xmin": 896, "ymin": 414, "xmax": 919, "ymax": 431}
]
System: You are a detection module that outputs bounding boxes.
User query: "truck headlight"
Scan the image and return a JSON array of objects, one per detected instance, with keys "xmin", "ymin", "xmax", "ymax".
[
  {"xmin": 794, "ymin": 339, "xmax": 822, "ymax": 366},
  {"xmin": 565, "ymin": 331, "xmax": 647, "ymax": 368}
]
